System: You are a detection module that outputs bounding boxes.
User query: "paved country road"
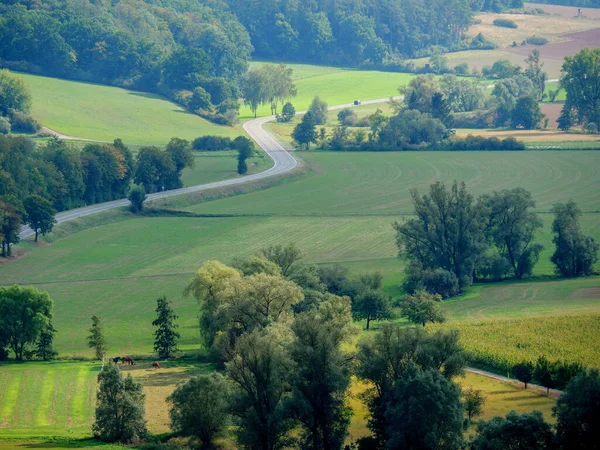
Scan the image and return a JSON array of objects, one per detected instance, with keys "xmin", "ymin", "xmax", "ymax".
[{"xmin": 20, "ymin": 96, "xmax": 405, "ymax": 240}]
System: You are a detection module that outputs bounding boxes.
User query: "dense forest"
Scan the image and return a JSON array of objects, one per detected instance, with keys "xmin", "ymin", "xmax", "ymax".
[
  {"xmin": 533, "ymin": 0, "xmax": 599, "ymax": 6},
  {"xmin": 0, "ymin": 0, "xmax": 523, "ymax": 92}
]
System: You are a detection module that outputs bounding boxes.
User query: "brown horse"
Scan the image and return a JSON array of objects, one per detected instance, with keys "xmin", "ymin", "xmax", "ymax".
[
  {"xmin": 121, "ymin": 356, "xmax": 135, "ymax": 366},
  {"xmin": 152, "ymin": 362, "xmax": 161, "ymax": 370}
]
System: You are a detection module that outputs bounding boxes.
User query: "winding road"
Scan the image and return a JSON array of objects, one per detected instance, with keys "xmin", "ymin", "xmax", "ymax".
[{"xmin": 20, "ymin": 96, "xmax": 402, "ymax": 240}]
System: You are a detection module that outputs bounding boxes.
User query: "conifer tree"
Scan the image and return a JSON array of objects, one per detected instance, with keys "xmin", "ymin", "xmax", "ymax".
[{"xmin": 153, "ymin": 296, "xmax": 180, "ymax": 358}]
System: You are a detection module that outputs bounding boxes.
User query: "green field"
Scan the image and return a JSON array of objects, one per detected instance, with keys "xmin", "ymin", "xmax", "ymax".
[
  {"xmin": 180, "ymin": 151, "xmax": 272, "ymax": 187},
  {"xmin": 3, "ymin": 150, "xmax": 600, "ymax": 356},
  {"xmin": 239, "ymin": 65, "xmax": 415, "ymax": 119},
  {"xmin": 20, "ymin": 73, "xmax": 241, "ymax": 146}
]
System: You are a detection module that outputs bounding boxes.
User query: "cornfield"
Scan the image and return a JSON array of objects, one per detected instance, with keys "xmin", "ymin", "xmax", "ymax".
[{"xmin": 429, "ymin": 314, "xmax": 600, "ymax": 373}]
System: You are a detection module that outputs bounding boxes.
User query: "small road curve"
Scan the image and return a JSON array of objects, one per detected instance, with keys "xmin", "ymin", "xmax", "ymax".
[{"xmin": 20, "ymin": 114, "xmax": 297, "ymax": 239}]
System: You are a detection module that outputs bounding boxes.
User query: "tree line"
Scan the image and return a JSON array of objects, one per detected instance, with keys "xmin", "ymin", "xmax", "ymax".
[
  {"xmin": 395, "ymin": 182, "xmax": 598, "ymax": 300},
  {"xmin": 0, "ymin": 135, "xmax": 196, "ymax": 255},
  {"xmin": 0, "ymin": 69, "xmax": 40, "ymax": 135}
]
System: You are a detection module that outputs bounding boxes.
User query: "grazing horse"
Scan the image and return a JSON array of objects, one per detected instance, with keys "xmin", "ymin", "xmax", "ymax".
[
  {"xmin": 152, "ymin": 362, "xmax": 161, "ymax": 370},
  {"xmin": 121, "ymin": 356, "xmax": 135, "ymax": 366},
  {"xmin": 112, "ymin": 356, "xmax": 121, "ymax": 364}
]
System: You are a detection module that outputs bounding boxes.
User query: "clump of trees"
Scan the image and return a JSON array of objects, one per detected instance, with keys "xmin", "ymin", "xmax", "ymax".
[
  {"xmin": 0, "ymin": 285, "xmax": 55, "ymax": 361},
  {"xmin": 0, "ymin": 70, "xmax": 40, "ymax": 134},
  {"xmin": 243, "ymin": 64, "xmax": 297, "ymax": 118},
  {"xmin": 560, "ymin": 48, "xmax": 600, "ymax": 133}
]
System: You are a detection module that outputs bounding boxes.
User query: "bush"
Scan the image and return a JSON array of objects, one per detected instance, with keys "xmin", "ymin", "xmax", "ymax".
[
  {"xmin": 477, "ymin": 254, "xmax": 512, "ymax": 281},
  {"xmin": 522, "ymin": 36, "xmax": 548, "ymax": 46},
  {"xmin": 337, "ymin": 108, "xmax": 358, "ymax": 126},
  {"xmin": 0, "ymin": 116, "xmax": 10, "ymax": 134},
  {"xmin": 9, "ymin": 110, "xmax": 40, "ymax": 133},
  {"xmin": 128, "ymin": 185, "xmax": 147, "ymax": 213},
  {"xmin": 422, "ymin": 269, "xmax": 460, "ymax": 299},
  {"xmin": 493, "ymin": 18, "xmax": 518, "ymax": 28},
  {"xmin": 453, "ymin": 63, "xmax": 470, "ymax": 76},
  {"xmin": 443, "ymin": 135, "xmax": 526, "ymax": 151},
  {"xmin": 192, "ymin": 136, "xmax": 233, "ymax": 151}
]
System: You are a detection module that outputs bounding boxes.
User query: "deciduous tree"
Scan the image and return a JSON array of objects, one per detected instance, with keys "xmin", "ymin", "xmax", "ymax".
[
  {"xmin": 471, "ymin": 411, "xmax": 553, "ymax": 450},
  {"xmin": 463, "ymin": 387, "xmax": 485, "ymax": 423},
  {"xmin": 24, "ymin": 194, "xmax": 56, "ymax": 242},
  {"xmin": 0, "ymin": 285, "xmax": 53, "ymax": 360},
  {"xmin": 292, "ymin": 112, "xmax": 318, "ymax": 150},
  {"xmin": 553, "ymin": 369, "xmax": 600, "ymax": 450},
  {"xmin": 352, "ymin": 289, "xmax": 393, "ymax": 330},
  {"xmin": 308, "ymin": 96, "xmax": 328, "ymax": 125},
  {"xmin": 550, "ymin": 200, "xmax": 599, "ymax": 277},
  {"xmin": 93, "ymin": 363, "xmax": 147, "ymax": 443},
  {"xmin": 513, "ymin": 361, "xmax": 534, "ymax": 389},
  {"xmin": 561, "ymin": 48, "xmax": 600, "ymax": 131},
  {"xmin": 36, "ymin": 321, "xmax": 57, "ymax": 361},
  {"xmin": 485, "ymin": 188, "xmax": 544, "ymax": 279},
  {"xmin": 401, "ymin": 290, "xmax": 446, "ymax": 327},
  {"xmin": 168, "ymin": 373, "xmax": 231, "ymax": 449}
]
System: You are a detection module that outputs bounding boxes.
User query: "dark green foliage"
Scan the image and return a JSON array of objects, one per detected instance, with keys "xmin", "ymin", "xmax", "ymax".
[
  {"xmin": 192, "ymin": 136, "xmax": 234, "ymax": 151},
  {"xmin": 308, "ymin": 97, "xmax": 328, "ymax": 125},
  {"xmin": 87, "ymin": 315, "xmax": 107, "ymax": 361},
  {"xmin": 442, "ymin": 135, "xmax": 525, "ymax": 151},
  {"xmin": 235, "ymin": 136, "xmax": 254, "ymax": 175},
  {"xmin": 0, "ymin": 285, "xmax": 53, "ymax": 360},
  {"xmin": 561, "ymin": 48, "xmax": 600, "ymax": 131},
  {"xmin": 513, "ymin": 362, "xmax": 534, "ymax": 389},
  {"xmin": 534, "ymin": 357, "xmax": 557, "ymax": 395},
  {"xmin": 523, "ymin": 36, "xmax": 549, "ymax": 46},
  {"xmin": 463, "ymin": 387, "xmax": 485, "ymax": 422},
  {"xmin": 557, "ymin": 104, "xmax": 574, "ymax": 131},
  {"xmin": 378, "ymin": 109, "xmax": 447, "ymax": 149},
  {"xmin": 0, "ymin": 117, "xmax": 10, "ymax": 134},
  {"xmin": 356, "ymin": 325, "xmax": 466, "ymax": 447},
  {"xmin": 227, "ymin": 329, "xmax": 295, "ymax": 450},
  {"xmin": 134, "ymin": 140, "xmax": 192, "ymax": 193},
  {"xmin": 485, "ymin": 188, "xmax": 544, "ymax": 279},
  {"xmin": 287, "ymin": 295, "xmax": 354, "ymax": 450},
  {"xmin": 93, "ymin": 363, "xmax": 147, "ymax": 443},
  {"xmin": 551, "ymin": 200, "xmax": 599, "ymax": 277},
  {"xmin": 493, "ymin": 18, "xmax": 518, "ymax": 28},
  {"xmin": 384, "ymin": 365, "xmax": 465, "ymax": 450},
  {"xmin": 0, "ymin": 196, "xmax": 24, "ymax": 257},
  {"xmin": 278, "ymin": 103, "xmax": 296, "ymax": 123},
  {"xmin": 152, "ymin": 296, "xmax": 180, "ymax": 359},
  {"xmin": 36, "ymin": 321, "xmax": 57, "ymax": 361},
  {"xmin": 553, "ymin": 361, "xmax": 585, "ymax": 390},
  {"xmin": 511, "ymin": 96, "xmax": 544, "ymax": 129},
  {"xmin": 483, "ymin": 60, "xmax": 522, "ymax": 79},
  {"xmin": 338, "ymin": 108, "xmax": 358, "ymax": 127},
  {"xmin": 0, "ymin": 70, "xmax": 31, "ymax": 116},
  {"xmin": 292, "ymin": 112, "xmax": 318, "ymax": 150},
  {"xmin": 471, "ymin": 411, "xmax": 554, "ymax": 450},
  {"xmin": 431, "ymin": 93, "xmax": 454, "ymax": 127},
  {"xmin": 400, "ymin": 291, "xmax": 446, "ymax": 327},
  {"xmin": 24, "ymin": 194, "xmax": 56, "ymax": 242},
  {"xmin": 352, "ymin": 289, "xmax": 393, "ymax": 330},
  {"xmin": 525, "ymin": 50, "xmax": 548, "ymax": 101},
  {"xmin": 394, "ymin": 181, "xmax": 488, "ymax": 291},
  {"xmin": 553, "ymin": 369, "xmax": 600, "ymax": 450},
  {"xmin": 128, "ymin": 185, "xmax": 147, "ymax": 213},
  {"xmin": 168, "ymin": 373, "xmax": 231, "ymax": 449}
]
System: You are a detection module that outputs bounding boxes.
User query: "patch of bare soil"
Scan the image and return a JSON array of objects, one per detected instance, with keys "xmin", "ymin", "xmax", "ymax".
[
  {"xmin": 509, "ymin": 28, "xmax": 600, "ymax": 60},
  {"xmin": 527, "ymin": 2, "xmax": 600, "ymax": 19},
  {"xmin": 541, "ymin": 102, "xmax": 563, "ymax": 128}
]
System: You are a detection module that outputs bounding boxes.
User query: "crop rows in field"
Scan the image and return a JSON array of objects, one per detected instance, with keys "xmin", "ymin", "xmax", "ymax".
[
  {"xmin": 430, "ymin": 314, "xmax": 600, "ymax": 373},
  {"xmin": 0, "ymin": 362, "xmax": 98, "ymax": 437}
]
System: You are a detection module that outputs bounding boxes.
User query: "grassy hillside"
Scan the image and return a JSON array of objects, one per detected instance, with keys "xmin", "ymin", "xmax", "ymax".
[
  {"xmin": 239, "ymin": 66, "xmax": 414, "ymax": 119},
  {"xmin": 21, "ymin": 73, "xmax": 241, "ymax": 146},
  {"xmin": 3, "ymin": 150, "xmax": 599, "ymax": 356}
]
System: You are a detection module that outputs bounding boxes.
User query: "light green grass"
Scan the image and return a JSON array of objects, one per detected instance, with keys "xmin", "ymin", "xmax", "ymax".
[
  {"xmin": 239, "ymin": 70, "xmax": 415, "ymax": 119},
  {"xmin": 180, "ymin": 152, "xmax": 273, "ymax": 187},
  {"xmin": 249, "ymin": 61, "xmax": 345, "ymax": 80},
  {"xmin": 20, "ymin": 73, "xmax": 241, "ymax": 146},
  {"xmin": 3, "ymin": 151, "xmax": 600, "ymax": 356},
  {"xmin": 0, "ymin": 362, "xmax": 99, "ymax": 438},
  {"xmin": 186, "ymin": 151, "xmax": 600, "ymax": 215}
]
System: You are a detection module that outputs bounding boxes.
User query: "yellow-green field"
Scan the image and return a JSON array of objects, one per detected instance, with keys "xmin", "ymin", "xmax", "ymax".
[
  {"xmin": 430, "ymin": 314, "xmax": 600, "ymax": 372},
  {"xmin": 20, "ymin": 73, "xmax": 242, "ymax": 146}
]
